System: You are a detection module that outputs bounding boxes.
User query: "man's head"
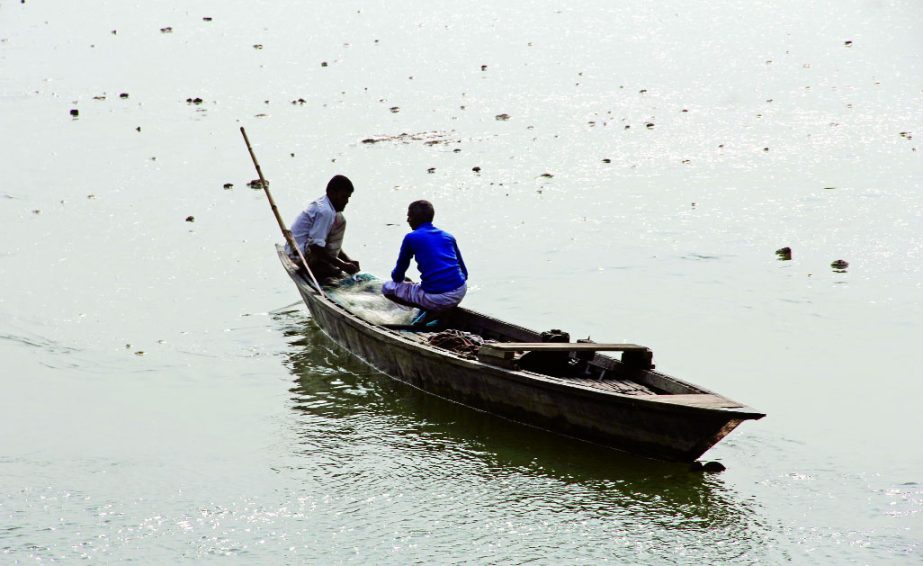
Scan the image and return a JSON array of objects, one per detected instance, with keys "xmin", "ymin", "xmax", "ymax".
[
  {"xmin": 326, "ymin": 175, "xmax": 354, "ymax": 212},
  {"xmin": 407, "ymin": 200, "xmax": 434, "ymax": 230}
]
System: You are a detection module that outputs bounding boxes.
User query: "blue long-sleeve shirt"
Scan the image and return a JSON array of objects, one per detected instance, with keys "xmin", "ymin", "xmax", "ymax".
[{"xmin": 391, "ymin": 223, "xmax": 468, "ymax": 293}]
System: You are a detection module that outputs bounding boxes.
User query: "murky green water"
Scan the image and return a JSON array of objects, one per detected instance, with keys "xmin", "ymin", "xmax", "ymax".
[{"xmin": 2, "ymin": 1, "xmax": 921, "ymax": 563}]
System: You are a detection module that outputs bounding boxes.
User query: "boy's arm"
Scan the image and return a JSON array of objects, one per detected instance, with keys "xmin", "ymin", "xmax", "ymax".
[
  {"xmin": 454, "ymin": 240, "xmax": 468, "ymax": 279},
  {"xmin": 391, "ymin": 236, "xmax": 413, "ymax": 282}
]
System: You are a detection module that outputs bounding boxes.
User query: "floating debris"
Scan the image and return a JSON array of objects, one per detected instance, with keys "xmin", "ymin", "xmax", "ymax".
[
  {"xmin": 119, "ymin": 92, "xmax": 129, "ymax": 99},
  {"xmin": 681, "ymin": 159, "xmax": 691, "ymax": 164},
  {"xmin": 186, "ymin": 97, "xmax": 203, "ymax": 104},
  {"xmin": 495, "ymin": 113, "xmax": 510, "ymax": 121},
  {"xmin": 253, "ymin": 44, "xmax": 263, "ymax": 50},
  {"xmin": 844, "ymin": 40, "xmax": 853, "ymax": 47},
  {"xmin": 93, "ymin": 95, "xmax": 106, "ymax": 101},
  {"xmin": 539, "ymin": 172, "xmax": 553, "ymax": 178},
  {"xmin": 472, "ymin": 166, "xmax": 481, "ymax": 173},
  {"xmin": 639, "ymin": 89, "xmax": 647, "ymax": 94},
  {"xmin": 389, "ymin": 106, "xmax": 400, "ymax": 113},
  {"xmin": 899, "ymin": 131, "xmax": 913, "ymax": 140},
  {"xmin": 823, "ymin": 186, "xmax": 836, "ymax": 190},
  {"xmin": 185, "ymin": 215, "xmax": 195, "ymax": 222},
  {"xmin": 203, "ymin": 16, "xmax": 213, "ymax": 22},
  {"xmin": 427, "ymin": 167, "xmax": 436, "ymax": 174},
  {"xmin": 160, "ymin": 27, "xmax": 173, "ymax": 34},
  {"xmin": 291, "ymin": 98, "xmax": 306, "ymax": 105},
  {"xmin": 645, "ymin": 122, "xmax": 655, "ymax": 129},
  {"xmin": 32, "ymin": 209, "xmax": 41, "ymax": 214},
  {"xmin": 320, "ymin": 61, "xmax": 328, "ymax": 67},
  {"xmin": 775, "ymin": 247, "xmax": 792, "ymax": 261},
  {"xmin": 763, "ymin": 147, "xmax": 770, "ymax": 152},
  {"xmin": 248, "ymin": 179, "xmax": 268, "ymax": 190},
  {"xmin": 480, "ymin": 64, "xmax": 487, "ymax": 71},
  {"xmin": 223, "ymin": 183, "xmax": 233, "ymax": 190},
  {"xmin": 831, "ymin": 259, "xmax": 849, "ymax": 271},
  {"xmin": 360, "ymin": 131, "xmax": 457, "ymax": 146},
  {"xmin": 602, "ymin": 158, "xmax": 611, "ymax": 163},
  {"xmin": 134, "ymin": 351, "xmax": 145, "ymax": 356},
  {"xmin": 69, "ymin": 108, "xmax": 79, "ymax": 117}
]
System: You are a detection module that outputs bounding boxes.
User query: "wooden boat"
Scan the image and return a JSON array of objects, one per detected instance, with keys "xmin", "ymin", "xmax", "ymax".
[{"xmin": 276, "ymin": 246, "xmax": 764, "ymax": 462}]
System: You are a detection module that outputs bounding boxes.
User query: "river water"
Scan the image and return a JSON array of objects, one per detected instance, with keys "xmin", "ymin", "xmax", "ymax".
[{"xmin": 1, "ymin": 1, "xmax": 921, "ymax": 563}]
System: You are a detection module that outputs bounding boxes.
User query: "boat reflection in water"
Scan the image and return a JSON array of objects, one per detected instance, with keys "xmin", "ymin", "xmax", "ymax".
[{"xmin": 274, "ymin": 309, "xmax": 771, "ymax": 550}]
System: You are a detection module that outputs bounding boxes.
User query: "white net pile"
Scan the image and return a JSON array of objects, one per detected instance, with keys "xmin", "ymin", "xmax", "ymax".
[{"xmin": 325, "ymin": 274, "xmax": 417, "ymax": 326}]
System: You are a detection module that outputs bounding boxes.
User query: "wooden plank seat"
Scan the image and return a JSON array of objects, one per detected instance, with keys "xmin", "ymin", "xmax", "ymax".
[
  {"xmin": 480, "ymin": 343, "xmax": 649, "ymax": 355},
  {"xmin": 478, "ymin": 342, "xmax": 654, "ymax": 370}
]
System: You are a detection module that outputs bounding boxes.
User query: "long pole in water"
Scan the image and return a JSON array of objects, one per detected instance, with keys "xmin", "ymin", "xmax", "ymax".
[{"xmin": 240, "ymin": 127, "xmax": 327, "ymax": 299}]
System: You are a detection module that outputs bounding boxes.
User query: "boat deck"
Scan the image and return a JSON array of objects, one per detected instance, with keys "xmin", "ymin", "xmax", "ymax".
[{"xmin": 566, "ymin": 377, "xmax": 657, "ymax": 395}]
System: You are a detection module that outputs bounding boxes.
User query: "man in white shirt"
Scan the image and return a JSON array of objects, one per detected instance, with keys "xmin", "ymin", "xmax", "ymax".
[{"xmin": 287, "ymin": 175, "xmax": 360, "ymax": 283}]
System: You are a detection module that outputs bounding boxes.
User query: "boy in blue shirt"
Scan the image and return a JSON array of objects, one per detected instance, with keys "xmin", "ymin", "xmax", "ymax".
[{"xmin": 382, "ymin": 200, "xmax": 468, "ymax": 312}]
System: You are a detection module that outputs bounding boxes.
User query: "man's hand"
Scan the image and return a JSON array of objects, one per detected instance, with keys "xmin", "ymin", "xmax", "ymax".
[{"xmin": 341, "ymin": 260, "xmax": 360, "ymax": 275}]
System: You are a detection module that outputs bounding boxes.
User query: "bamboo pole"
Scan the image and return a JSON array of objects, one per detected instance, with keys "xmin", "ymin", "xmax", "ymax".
[{"xmin": 240, "ymin": 127, "xmax": 326, "ymax": 299}]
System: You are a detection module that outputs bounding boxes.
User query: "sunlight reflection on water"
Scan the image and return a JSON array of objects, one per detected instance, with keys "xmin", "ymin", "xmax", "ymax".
[{"xmin": 1, "ymin": 0, "xmax": 920, "ymax": 563}]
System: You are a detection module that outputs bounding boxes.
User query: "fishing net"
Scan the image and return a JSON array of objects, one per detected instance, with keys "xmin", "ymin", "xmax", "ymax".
[
  {"xmin": 427, "ymin": 329, "xmax": 486, "ymax": 358},
  {"xmin": 325, "ymin": 273, "xmax": 417, "ymax": 325}
]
